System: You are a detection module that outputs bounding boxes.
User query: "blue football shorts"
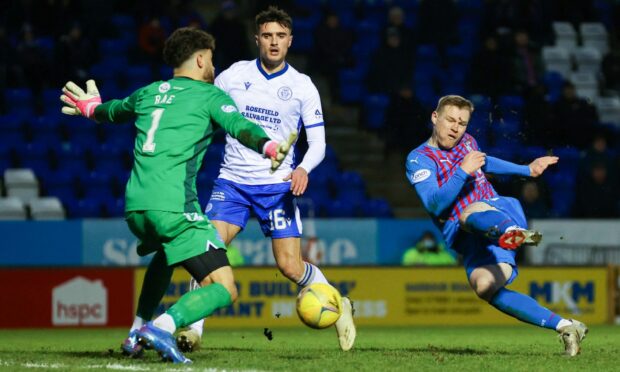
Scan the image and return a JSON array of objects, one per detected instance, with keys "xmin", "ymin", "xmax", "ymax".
[
  {"xmin": 450, "ymin": 196, "xmax": 528, "ymax": 285},
  {"xmin": 205, "ymin": 178, "xmax": 302, "ymax": 239}
]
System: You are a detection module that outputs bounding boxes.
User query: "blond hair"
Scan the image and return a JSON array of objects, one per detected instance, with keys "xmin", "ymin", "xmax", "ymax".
[{"xmin": 435, "ymin": 95, "xmax": 474, "ymax": 114}]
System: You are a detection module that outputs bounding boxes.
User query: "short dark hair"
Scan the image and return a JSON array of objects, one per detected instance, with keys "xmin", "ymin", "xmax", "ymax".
[
  {"xmin": 163, "ymin": 27, "xmax": 215, "ymax": 68},
  {"xmin": 255, "ymin": 6, "xmax": 292, "ymax": 34}
]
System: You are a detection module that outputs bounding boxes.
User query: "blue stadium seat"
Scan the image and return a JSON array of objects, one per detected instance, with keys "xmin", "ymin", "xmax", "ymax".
[
  {"xmin": 57, "ymin": 145, "xmax": 91, "ymax": 173},
  {"xmin": 67, "ymin": 128, "xmax": 101, "ymax": 149},
  {"xmin": 103, "ymin": 196, "xmax": 125, "ymax": 217},
  {"xmin": 498, "ymin": 95, "xmax": 525, "ymax": 112},
  {"xmin": 413, "ymin": 62, "xmax": 440, "ymax": 84},
  {"xmin": 5, "ymin": 88, "xmax": 33, "ymax": 110},
  {"xmin": 414, "ymin": 83, "xmax": 437, "ymax": 107},
  {"xmin": 124, "ymin": 65, "xmax": 153, "ymax": 85},
  {"xmin": 290, "ymin": 18, "xmax": 315, "ymax": 53},
  {"xmin": 69, "ymin": 198, "xmax": 103, "ymax": 218},
  {"xmin": 550, "ymin": 190, "xmax": 574, "ymax": 218},
  {"xmin": 110, "ymin": 15, "xmax": 136, "ymax": 32},
  {"xmin": 325, "ymin": 199, "xmax": 356, "ymax": 218},
  {"xmin": 99, "ymin": 38, "xmax": 129, "ymax": 56},
  {"xmin": 355, "ymin": 21, "xmax": 380, "ymax": 52},
  {"xmin": 362, "ymin": 198, "xmax": 393, "ymax": 218},
  {"xmin": 543, "ymin": 71, "xmax": 565, "ymax": 102},
  {"xmin": 339, "ymin": 69, "xmax": 366, "ymax": 103},
  {"xmin": 92, "ymin": 144, "xmax": 127, "ymax": 173},
  {"xmin": 446, "ymin": 43, "xmax": 475, "ymax": 59},
  {"xmin": 545, "ymin": 170, "xmax": 576, "ymax": 190},
  {"xmin": 363, "ymin": 94, "xmax": 390, "ymax": 130},
  {"xmin": 416, "ymin": 44, "xmax": 439, "ymax": 63}
]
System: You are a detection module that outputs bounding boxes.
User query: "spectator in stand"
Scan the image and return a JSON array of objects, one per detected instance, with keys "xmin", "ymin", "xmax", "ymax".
[
  {"xmin": 522, "ymin": 84, "xmax": 553, "ymax": 145},
  {"xmin": 417, "ymin": 0, "xmax": 458, "ymax": 51},
  {"xmin": 519, "ymin": 180, "xmax": 551, "ymax": 219},
  {"xmin": 602, "ymin": 44, "xmax": 620, "ymax": 93},
  {"xmin": 551, "ymin": 0, "xmax": 596, "ymax": 27},
  {"xmin": 384, "ymin": 85, "xmax": 427, "ymax": 157},
  {"xmin": 313, "ymin": 11, "xmax": 354, "ymax": 102},
  {"xmin": 402, "ymin": 231, "xmax": 457, "ymax": 266},
  {"xmin": 383, "ymin": 6, "xmax": 414, "ymax": 51},
  {"xmin": 574, "ymin": 161, "xmax": 619, "ymax": 218},
  {"xmin": 367, "ymin": 27, "xmax": 413, "ymax": 96},
  {"xmin": 138, "ymin": 16, "xmax": 167, "ymax": 64},
  {"xmin": 54, "ymin": 23, "xmax": 93, "ymax": 85},
  {"xmin": 468, "ymin": 35, "xmax": 512, "ymax": 100},
  {"xmin": 552, "ymin": 82, "xmax": 599, "ymax": 148},
  {"xmin": 511, "ymin": 29, "xmax": 544, "ymax": 95},
  {"xmin": 209, "ymin": 1, "xmax": 251, "ymax": 71},
  {"xmin": 14, "ymin": 24, "xmax": 49, "ymax": 106},
  {"xmin": 578, "ymin": 131, "xmax": 618, "ymax": 181}
]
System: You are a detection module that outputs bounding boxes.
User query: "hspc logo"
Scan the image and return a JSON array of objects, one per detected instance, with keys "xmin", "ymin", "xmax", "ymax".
[
  {"xmin": 52, "ymin": 277, "xmax": 108, "ymax": 326},
  {"xmin": 530, "ymin": 281, "xmax": 594, "ymax": 314}
]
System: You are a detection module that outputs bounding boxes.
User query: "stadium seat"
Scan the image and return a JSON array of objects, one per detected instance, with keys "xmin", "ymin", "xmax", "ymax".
[
  {"xmin": 573, "ymin": 47, "xmax": 602, "ymax": 74},
  {"xmin": 124, "ymin": 65, "xmax": 153, "ymax": 86},
  {"xmin": 0, "ymin": 197, "xmax": 28, "ymax": 220},
  {"xmin": 413, "ymin": 63, "xmax": 441, "ymax": 84},
  {"xmin": 103, "ymin": 196, "xmax": 125, "ymax": 217},
  {"xmin": 99, "ymin": 38, "xmax": 129, "ymax": 57},
  {"xmin": 363, "ymin": 94, "xmax": 390, "ymax": 130},
  {"xmin": 498, "ymin": 95, "xmax": 525, "ymax": 113},
  {"xmin": 110, "ymin": 14, "xmax": 136, "ymax": 33},
  {"xmin": 542, "ymin": 46, "xmax": 572, "ymax": 77},
  {"xmin": 68, "ymin": 198, "xmax": 103, "ymax": 218},
  {"xmin": 595, "ymin": 97, "xmax": 620, "ymax": 125},
  {"xmin": 542, "ymin": 71, "xmax": 565, "ymax": 102},
  {"xmin": 28, "ymin": 197, "xmax": 65, "ymax": 220},
  {"xmin": 550, "ymin": 189, "xmax": 574, "ymax": 217},
  {"xmin": 361, "ymin": 198, "xmax": 393, "ymax": 218},
  {"xmin": 339, "ymin": 69, "xmax": 366, "ymax": 103},
  {"xmin": 569, "ymin": 72, "xmax": 599, "ymax": 101},
  {"xmin": 289, "ymin": 18, "xmax": 315, "ymax": 53},
  {"xmin": 580, "ymin": 22, "xmax": 609, "ymax": 56},
  {"xmin": 5, "ymin": 88, "xmax": 33, "ymax": 112},
  {"xmin": 416, "ymin": 44, "xmax": 439, "ymax": 63},
  {"xmin": 325, "ymin": 198, "xmax": 356, "ymax": 218},
  {"xmin": 553, "ymin": 22, "xmax": 578, "ymax": 49},
  {"xmin": 4, "ymin": 168, "xmax": 39, "ymax": 203}
]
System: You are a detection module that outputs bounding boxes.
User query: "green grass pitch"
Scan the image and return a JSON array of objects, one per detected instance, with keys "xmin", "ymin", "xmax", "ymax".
[{"xmin": 0, "ymin": 326, "xmax": 618, "ymax": 371}]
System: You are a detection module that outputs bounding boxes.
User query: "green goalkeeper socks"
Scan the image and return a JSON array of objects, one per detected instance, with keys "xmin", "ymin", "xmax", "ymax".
[
  {"xmin": 166, "ymin": 282, "xmax": 232, "ymax": 328},
  {"xmin": 136, "ymin": 250, "xmax": 174, "ymax": 320}
]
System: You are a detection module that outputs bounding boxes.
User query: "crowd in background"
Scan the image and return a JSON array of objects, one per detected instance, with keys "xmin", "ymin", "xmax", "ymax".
[{"xmin": 1, "ymin": 0, "xmax": 619, "ymax": 219}]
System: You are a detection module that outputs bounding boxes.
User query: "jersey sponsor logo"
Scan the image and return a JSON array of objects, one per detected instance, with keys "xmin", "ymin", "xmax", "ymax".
[
  {"xmin": 221, "ymin": 105, "xmax": 237, "ymax": 113},
  {"xmin": 244, "ymin": 82, "xmax": 252, "ymax": 90},
  {"xmin": 277, "ymin": 86, "xmax": 292, "ymax": 101},
  {"xmin": 409, "ymin": 156, "xmax": 419, "ymax": 164},
  {"xmin": 158, "ymin": 82, "xmax": 171, "ymax": 93},
  {"xmin": 411, "ymin": 169, "xmax": 431, "ymax": 183}
]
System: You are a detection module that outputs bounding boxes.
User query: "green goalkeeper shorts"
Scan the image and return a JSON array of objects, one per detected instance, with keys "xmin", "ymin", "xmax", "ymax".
[{"xmin": 126, "ymin": 210, "xmax": 226, "ymax": 266}]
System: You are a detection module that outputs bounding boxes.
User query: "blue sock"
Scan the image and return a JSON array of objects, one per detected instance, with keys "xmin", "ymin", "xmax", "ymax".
[
  {"xmin": 490, "ymin": 288, "xmax": 561, "ymax": 330},
  {"xmin": 465, "ymin": 210, "xmax": 516, "ymax": 239}
]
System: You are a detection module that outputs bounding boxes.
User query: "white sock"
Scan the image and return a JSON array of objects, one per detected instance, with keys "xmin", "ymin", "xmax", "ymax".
[
  {"xmin": 556, "ymin": 318, "xmax": 573, "ymax": 331},
  {"xmin": 153, "ymin": 313, "xmax": 176, "ymax": 334},
  {"xmin": 297, "ymin": 262, "xmax": 329, "ymax": 287},
  {"xmin": 189, "ymin": 319, "xmax": 205, "ymax": 337},
  {"xmin": 130, "ymin": 316, "xmax": 147, "ymax": 332}
]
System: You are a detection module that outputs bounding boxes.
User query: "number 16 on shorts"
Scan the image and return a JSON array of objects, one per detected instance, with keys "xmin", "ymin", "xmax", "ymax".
[{"xmin": 269, "ymin": 209, "xmax": 292, "ymax": 231}]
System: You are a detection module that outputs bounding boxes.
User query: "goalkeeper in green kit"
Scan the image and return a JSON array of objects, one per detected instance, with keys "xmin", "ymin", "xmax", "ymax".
[{"xmin": 60, "ymin": 28, "xmax": 295, "ymax": 364}]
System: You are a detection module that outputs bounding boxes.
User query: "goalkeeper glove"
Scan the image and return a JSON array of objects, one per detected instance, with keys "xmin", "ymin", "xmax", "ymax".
[
  {"xmin": 263, "ymin": 132, "xmax": 298, "ymax": 173},
  {"xmin": 60, "ymin": 79, "xmax": 102, "ymax": 119}
]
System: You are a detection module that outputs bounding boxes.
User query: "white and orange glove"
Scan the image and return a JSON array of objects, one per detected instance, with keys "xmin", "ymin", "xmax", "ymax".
[
  {"xmin": 263, "ymin": 132, "xmax": 298, "ymax": 173},
  {"xmin": 60, "ymin": 79, "xmax": 101, "ymax": 119}
]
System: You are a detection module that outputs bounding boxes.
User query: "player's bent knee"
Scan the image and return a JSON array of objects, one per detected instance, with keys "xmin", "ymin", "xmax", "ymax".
[{"xmin": 472, "ymin": 277, "xmax": 500, "ymax": 301}]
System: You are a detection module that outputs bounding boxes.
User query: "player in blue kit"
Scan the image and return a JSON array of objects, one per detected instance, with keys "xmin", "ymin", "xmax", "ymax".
[{"xmin": 406, "ymin": 95, "xmax": 588, "ymax": 357}]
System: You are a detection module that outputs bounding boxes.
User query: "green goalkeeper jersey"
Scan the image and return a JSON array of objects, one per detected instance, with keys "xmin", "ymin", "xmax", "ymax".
[{"xmin": 93, "ymin": 77, "xmax": 270, "ymax": 213}]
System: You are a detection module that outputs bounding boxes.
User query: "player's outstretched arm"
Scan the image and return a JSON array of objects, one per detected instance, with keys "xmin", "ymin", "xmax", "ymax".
[
  {"xmin": 60, "ymin": 80, "xmax": 101, "ymax": 119},
  {"xmin": 60, "ymin": 79, "xmax": 138, "ymax": 123},
  {"xmin": 528, "ymin": 156, "xmax": 559, "ymax": 177}
]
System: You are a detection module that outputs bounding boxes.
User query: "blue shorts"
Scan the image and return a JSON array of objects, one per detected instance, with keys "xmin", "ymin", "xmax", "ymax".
[
  {"xmin": 451, "ymin": 196, "xmax": 527, "ymax": 285},
  {"xmin": 205, "ymin": 178, "xmax": 302, "ymax": 239}
]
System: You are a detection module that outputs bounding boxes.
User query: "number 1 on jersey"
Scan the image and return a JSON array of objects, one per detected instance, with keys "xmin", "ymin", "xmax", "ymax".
[{"xmin": 143, "ymin": 108, "xmax": 164, "ymax": 153}]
